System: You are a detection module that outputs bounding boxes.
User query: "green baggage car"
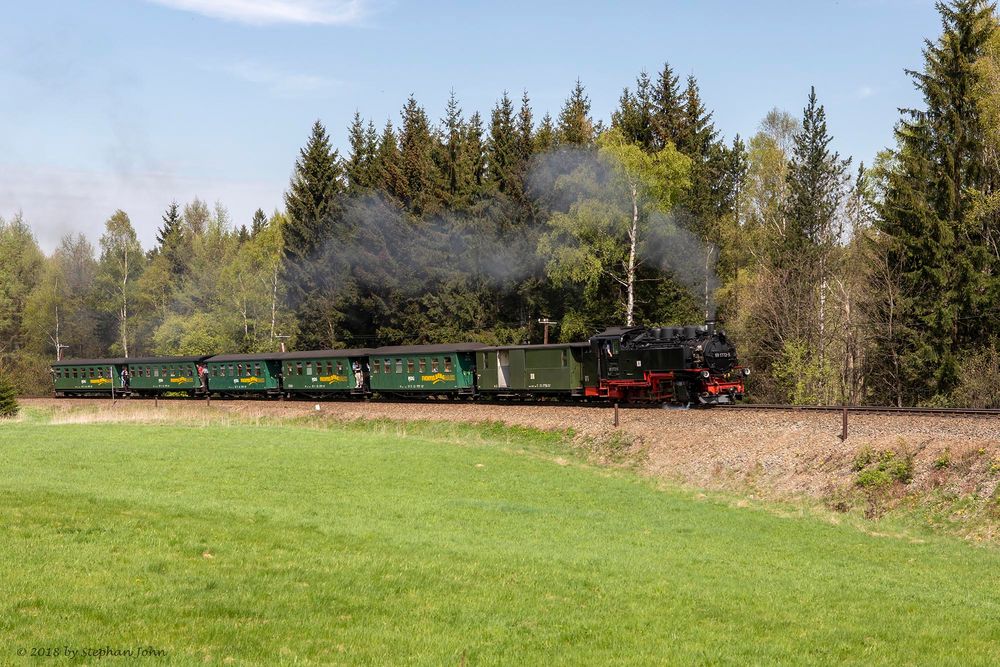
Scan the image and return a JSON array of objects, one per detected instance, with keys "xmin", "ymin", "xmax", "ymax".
[
  {"xmin": 369, "ymin": 343, "xmax": 484, "ymax": 396},
  {"xmin": 51, "ymin": 358, "xmax": 127, "ymax": 396},
  {"xmin": 280, "ymin": 349, "xmax": 373, "ymax": 397},
  {"xmin": 476, "ymin": 343, "xmax": 590, "ymax": 397},
  {"xmin": 205, "ymin": 353, "xmax": 282, "ymax": 397}
]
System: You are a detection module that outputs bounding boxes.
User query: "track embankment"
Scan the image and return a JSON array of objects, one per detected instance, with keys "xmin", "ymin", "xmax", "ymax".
[{"xmin": 20, "ymin": 398, "xmax": 1000, "ymax": 541}]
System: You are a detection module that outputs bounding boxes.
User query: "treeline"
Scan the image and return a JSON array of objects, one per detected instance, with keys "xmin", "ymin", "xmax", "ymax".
[{"xmin": 2, "ymin": 0, "xmax": 999, "ymax": 407}]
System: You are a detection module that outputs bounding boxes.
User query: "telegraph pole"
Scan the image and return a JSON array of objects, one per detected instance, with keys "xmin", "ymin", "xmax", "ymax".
[
  {"xmin": 275, "ymin": 334, "xmax": 291, "ymax": 353},
  {"xmin": 538, "ymin": 318, "xmax": 556, "ymax": 345}
]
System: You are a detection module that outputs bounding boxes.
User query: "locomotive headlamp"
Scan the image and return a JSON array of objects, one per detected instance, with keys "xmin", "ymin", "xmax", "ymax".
[
  {"xmin": 701, "ymin": 370, "xmax": 710, "ymax": 379},
  {"xmin": 742, "ymin": 367, "xmax": 751, "ymax": 376}
]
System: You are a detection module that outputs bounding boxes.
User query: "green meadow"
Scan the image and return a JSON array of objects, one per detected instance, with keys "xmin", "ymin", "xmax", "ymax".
[{"xmin": 0, "ymin": 415, "xmax": 998, "ymax": 665}]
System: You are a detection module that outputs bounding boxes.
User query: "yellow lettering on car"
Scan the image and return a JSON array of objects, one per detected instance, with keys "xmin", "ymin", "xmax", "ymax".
[{"xmin": 419, "ymin": 373, "xmax": 455, "ymax": 384}]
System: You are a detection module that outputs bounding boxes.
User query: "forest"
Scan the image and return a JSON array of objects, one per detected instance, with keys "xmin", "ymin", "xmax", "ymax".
[{"xmin": 2, "ymin": 0, "xmax": 999, "ymax": 407}]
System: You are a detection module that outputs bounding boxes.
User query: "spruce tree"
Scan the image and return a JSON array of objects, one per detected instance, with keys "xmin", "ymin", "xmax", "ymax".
[
  {"xmin": 0, "ymin": 371, "xmax": 17, "ymax": 417},
  {"xmin": 516, "ymin": 90, "xmax": 534, "ymax": 164},
  {"xmin": 612, "ymin": 72, "xmax": 655, "ymax": 150},
  {"xmin": 651, "ymin": 62, "xmax": 684, "ymax": 150},
  {"xmin": 877, "ymin": 0, "xmax": 996, "ymax": 402},
  {"xmin": 345, "ymin": 111, "xmax": 374, "ymax": 193},
  {"xmin": 441, "ymin": 91, "xmax": 465, "ymax": 202},
  {"xmin": 283, "ymin": 120, "xmax": 343, "ymax": 265},
  {"xmin": 398, "ymin": 95, "xmax": 440, "ymax": 215},
  {"xmin": 556, "ymin": 79, "xmax": 594, "ymax": 145},
  {"xmin": 250, "ymin": 208, "xmax": 267, "ymax": 236},
  {"xmin": 155, "ymin": 201, "xmax": 182, "ymax": 248},
  {"xmin": 463, "ymin": 112, "xmax": 487, "ymax": 191},
  {"xmin": 375, "ymin": 120, "xmax": 407, "ymax": 201},
  {"xmin": 487, "ymin": 92, "xmax": 518, "ymax": 194},
  {"xmin": 785, "ymin": 87, "xmax": 850, "ymax": 254},
  {"xmin": 534, "ymin": 113, "xmax": 556, "ymax": 152}
]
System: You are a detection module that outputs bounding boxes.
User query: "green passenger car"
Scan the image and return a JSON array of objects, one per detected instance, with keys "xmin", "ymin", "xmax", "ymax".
[
  {"xmin": 280, "ymin": 349, "xmax": 372, "ymax": 396},
  {"xmin": 51, "ymin": 358, "xmax": 126, "ymax": 395},
  {"xmin": 368, "ymin": 343, "xmax": 484, "ymax": 395},
  {"xmin": 205, "ymin": 353, "xmax": 282, "ymax": 396},
  {"xmin": 476, "ymin": 343, "xmax": 590, "ymax": 396},
  {"xmin": 122, "ymin": 356, "xmax": 208, "ymax": 395}
]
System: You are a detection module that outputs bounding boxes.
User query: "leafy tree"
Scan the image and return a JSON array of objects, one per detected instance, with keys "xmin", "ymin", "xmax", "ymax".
[
  {"xmin": 22, "ymin": 236, "xmax": 99, "ymax": 361},
  {"xmin": 0, "ymin": 213, "xmax": 44, "ymax": 356},
  {"xmin": 95, "ymin": 210, "xmax": 145, "ymax": 357},
  {"xmin": 539, "ymin": 127, "xmax": 691, "ymax": 327}
]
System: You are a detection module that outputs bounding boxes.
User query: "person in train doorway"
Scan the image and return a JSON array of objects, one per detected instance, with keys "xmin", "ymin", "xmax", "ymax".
[
  {"xmin": 198, "ymin": 363, "xmax": 209, "ymax": 392},
  {"xmin": 120, "ymin": 366, "xmax": 130, "ymax": 391},
  {"xmin": 353, "ymin": 360, "xmax": 364, "ymax": 390}
]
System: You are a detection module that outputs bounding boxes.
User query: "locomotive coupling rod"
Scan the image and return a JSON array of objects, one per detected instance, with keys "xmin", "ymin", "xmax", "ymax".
[{"xmin": 839, "ymin": 407, "xmax": 848, "ymax": 442}]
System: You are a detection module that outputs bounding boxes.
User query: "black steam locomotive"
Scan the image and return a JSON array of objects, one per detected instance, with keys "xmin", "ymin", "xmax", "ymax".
[{"xmin": 585, "ymin": 322, "xmax": 748, "ymax": 404}]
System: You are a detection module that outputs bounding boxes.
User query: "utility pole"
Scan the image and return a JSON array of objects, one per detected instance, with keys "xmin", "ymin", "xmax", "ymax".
[
  {"xmin": 56, "ymin": 344, "xmax": 69, "ymax": 361},
  {"xmin": 538, "ymin": 318, "xmax": 556, "ymax": 345},
  {"xmin": 275, "ymin": 334, "xmax": 290, "ymax": 353}
]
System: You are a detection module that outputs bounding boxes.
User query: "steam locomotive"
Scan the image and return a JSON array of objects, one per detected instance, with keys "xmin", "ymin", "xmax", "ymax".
[{"xmin": 51, "ymin": 322, "xmax": 747, "ymax": 405}]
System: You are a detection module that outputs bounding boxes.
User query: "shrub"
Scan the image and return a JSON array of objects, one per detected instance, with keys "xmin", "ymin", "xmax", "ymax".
[
  {"xmin": 852, "ymin": 446, "xmax": 876, "ymax": 471},
  {"xmin": 855, "ymin": 448, "xmax": 913, "ymax": 488},
  {"xmin": 933, "ymin": 449, "xmax": 951, "ymax": 470},
  {"xmin": 0, "ymin": 372, "xmax": 19, "ymax": 418}
]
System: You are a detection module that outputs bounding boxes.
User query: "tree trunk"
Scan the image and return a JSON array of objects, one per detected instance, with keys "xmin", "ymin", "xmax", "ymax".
[{"xmin": 626, "ymin": 184, "xmax": 638, "ymax": 327}]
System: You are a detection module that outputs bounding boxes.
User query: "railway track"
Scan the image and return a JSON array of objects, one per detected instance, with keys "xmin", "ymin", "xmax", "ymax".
[{"xmin": 719, "ymin": 403, "xmax": 1000, "ymax": 417}]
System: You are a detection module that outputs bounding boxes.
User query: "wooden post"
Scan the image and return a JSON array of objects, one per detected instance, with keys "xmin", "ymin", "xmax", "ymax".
[
  {"xmin": 154, "ymin": 394, "xmax": 158, "ymax": 408},
  {"xmin": 614, "ymin": 403, "xmax": 619, "ymax": 428},
  {"xmin": 839, "ymin": 407, "xmax": 848, "ymax": 441}
]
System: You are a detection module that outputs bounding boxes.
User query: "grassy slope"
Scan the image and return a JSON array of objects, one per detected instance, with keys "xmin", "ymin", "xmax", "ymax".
[{"xmin": 0, "ymin": 419, "xmax": 998, "ymax": 665}]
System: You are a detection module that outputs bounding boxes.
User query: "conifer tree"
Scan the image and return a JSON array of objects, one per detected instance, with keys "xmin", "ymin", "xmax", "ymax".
[
  {"xmin": 0, "ymin": 370, "xmax": 17, "ymax": 417},
  {"xmin": 876, "ymin": 0, "xmax": 997, "ymax": 402},
  {"xmin": 516, "ymin": 90, "xmax": 534, "ymax": 164},
  {"xmin": 613, "ymin": 72, "xmax": 655, "ymax": 150},
  {"xmin": 557, "ymin": 79, "xmax": 594, "ymax": 145},
  {"xmin": 375, "ymin": 120, "xmax": 407, "ymax": 201},
  {"xmin": 155, "ymin": 202, "xmax": 182, "ymax": 249},
  {"xmin": 785, "ymin": 87, "xmax": 850, "ymax": 256},
  {"xmin": 534, "ymin": 113, "xmax": 556, "ymax": 152},
  {"xmin": 651, "ymin": 62, "xmax": 684, "ymax": 150},
  {"xmin": 463, "ymin": 112, "xmax": 487, "ymax": 191},
  {"xmin": 398, "ymin": 95, "xmax": 441, "ymax": 215},
  {"xmin": 346, "ymin": 111, "xmax": 375, "ymax": 193},
  {"xmin": 441, "ymin": 91, "xmax": 466, "ymax": 202},
  {"xmin": 250, "ymin": 208, "xmax": 267, "ymax": 236},
  {"xmin": 488, "ymin": 92, "xmax": 519, "ymax": 194},
  {"xmin": 282, "ymin": 120, "xmax": 343, "ymax": 265}
]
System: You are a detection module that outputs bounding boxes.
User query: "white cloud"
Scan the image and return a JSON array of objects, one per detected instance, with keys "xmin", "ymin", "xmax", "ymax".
[
  {"xmin": 218, "ymin": 60, "xmax": 339, "ymax": 97},
  {"xmin": 146, "ymin": 0, "xmax": 368, "ymax": 26}
]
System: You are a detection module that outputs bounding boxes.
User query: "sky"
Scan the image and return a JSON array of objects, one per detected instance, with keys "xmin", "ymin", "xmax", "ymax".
[{"xmin": 0, "ymin": 0, "xmax": 942, "ymax": 252}]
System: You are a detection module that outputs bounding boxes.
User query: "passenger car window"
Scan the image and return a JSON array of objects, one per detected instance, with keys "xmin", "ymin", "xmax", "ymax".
[{"xmin": 444, "ymin": 357, "xmax": 452, "ymax": 372}]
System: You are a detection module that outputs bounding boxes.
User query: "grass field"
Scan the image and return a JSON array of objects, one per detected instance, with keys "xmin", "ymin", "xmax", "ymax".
[{"xmin": 1, "ymin": 414, "xmax": 998, "ymax": 665}]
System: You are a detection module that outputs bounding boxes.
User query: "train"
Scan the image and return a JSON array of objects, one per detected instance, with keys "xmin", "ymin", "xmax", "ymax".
[{"xmin": 50, "ymin": 322, "xmax": 748, "ymax": 405}]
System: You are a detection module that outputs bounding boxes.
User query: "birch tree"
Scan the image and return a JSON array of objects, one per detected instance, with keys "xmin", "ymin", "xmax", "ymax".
[
  {"xmin": 539, "ymin": 128, "xmax": 689, "ymax": 327},
  {"xmin": 96, "ymin": 210, "xmax": 144, "ymax": 357}
]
